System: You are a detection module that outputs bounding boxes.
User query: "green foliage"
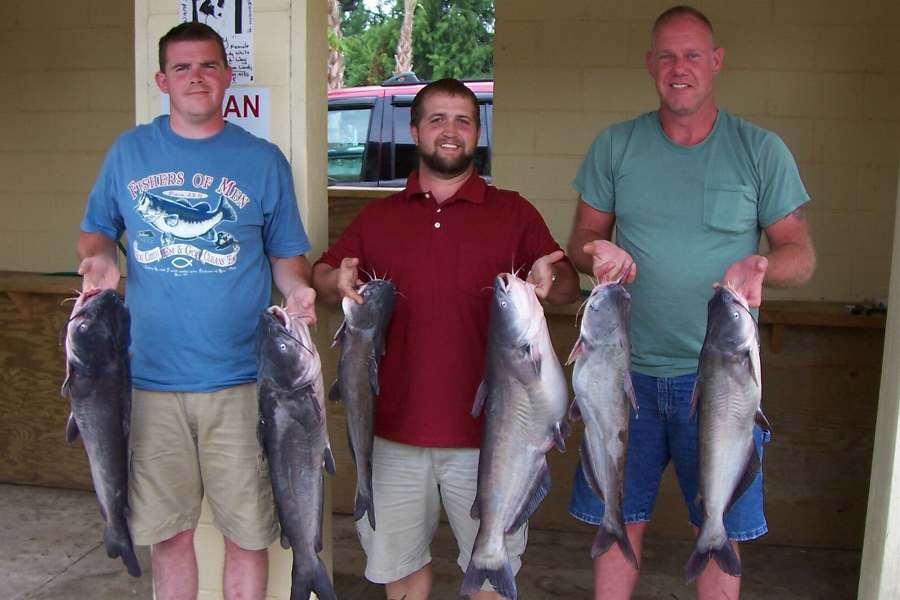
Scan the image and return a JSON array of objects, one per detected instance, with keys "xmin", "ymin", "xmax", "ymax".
[{"xmin": 339, "ymin": 0, "xmax": 494, "ymax": 87}]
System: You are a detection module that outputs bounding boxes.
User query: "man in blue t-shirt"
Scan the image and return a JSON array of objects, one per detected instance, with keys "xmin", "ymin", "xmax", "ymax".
[
  {"xmin": 566, "ymin": 6, "xmax": 816, "ymax": 599},
  {"xmin": 77, "ymin": 22, "xmax": 315, "ymax": 600}
]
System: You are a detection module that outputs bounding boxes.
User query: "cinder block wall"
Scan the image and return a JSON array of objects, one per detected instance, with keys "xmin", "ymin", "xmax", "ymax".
[
  {"xmin": 0, "ymin": 1, "xmax": 134, "ymax": 273},
  {"xmin": 493, "ymin": 0, "xmax": 900, "ymax": 303}
]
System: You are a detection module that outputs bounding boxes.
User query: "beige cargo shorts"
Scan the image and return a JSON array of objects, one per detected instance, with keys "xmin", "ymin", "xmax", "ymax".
[{"xmin": 127, "ymin": 383, "xmax": 278, "ymax": 550}]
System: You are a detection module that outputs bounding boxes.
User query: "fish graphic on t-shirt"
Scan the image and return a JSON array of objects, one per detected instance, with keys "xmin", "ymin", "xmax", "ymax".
[{"xmin": 135, "ymin": 191, "xmax": 237, "ymax": 245}]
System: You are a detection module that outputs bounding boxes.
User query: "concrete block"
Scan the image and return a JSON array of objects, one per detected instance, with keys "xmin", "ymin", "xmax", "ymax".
[
  {"xmin": 582, "ymin": 67, "xmax": 657, "ymax": 113},
  {"xmin": 758, "ymin": 25, "xmax": 819, "ymax": 71},
  {"xmin": 864, "ymin": 74, "xmax": 900, "ymax": 121},
  {"xmin": 752, "ymin": 116, "xmax": 815, "ymax": 163},
  {"xmin": 15, "ymin": 0, "xmax": 93, "ymax": 30},
  {"xmin": 805, "ymin": 208, "xmax": 851, "ymax": 257},
  {"xmin": 813, "ymin": 26, "xmax": 871, "ymax": 73},
  {"xmin": 17, "ymin": 229, "xmax": 81, "ymax": 272},
  {"xmin": 494, "ymin": 20, "xmax": 539, "ymax": 68},
  {"xmin": 0, "ymin": 229, "xmax": 24, "ymax": 270},
  {"xmin": 793, "ymin": 252, "xmax": 853, "ymax": 301},
  {"xmin": 800, "ymin": 163, "xmax": 858, "ymax": 211},
  {"xmin": 493, "ymin": 110, "xmax": 537, "ymax": 155},
  {"xmin": 774, "ymin": 0, "xmax": 868, "ymax": 25},
  {"xmin": 497, "ymin": 0, "xmax": 594, "ymax": 22},
  {"xmin": 495, "ymin": 66, "xmax": 583, "ymax": 111},
  {"xmin": 864, "ymin": 0, "xmax": 900, "ymax": 24},
  {"xmin": 700, "ymin": 0, "xmax": 773, "ymax": 26},
  {"xmin": 20, "ymin": 71, "xmax": 91, "ymax": 113},
  {"xmin": 89, "ymin": 69, "xmax": 136, "ymax": 112},
  {"xmin": 857, "ymin": 166, "xmax": 899, "ymax": 213},
  {"xmin": 89, "ymin": 0, "xmax": 135, "ymax": 28},
  {"xmin": 534, "ymin": 111, "xmax": 632, "ymax": 157},
  {"xmin": 850, "ymin": 211, "xmax": 896, "ymax": 258},
  {"xmin": 3, "ymin": 192, "xmax": 56, "ymax": 232},
  {"xmin": 535, "ymin": 20, "xmax": 627, "ymax": 67},
  {"xmin": 56, "ymin": 28, "xmax": 134, "ymax": 71},
  {"xmin": 767, "ymin": 72, "xmax": 864, "ymax": 119},
  {"xmin": 0, "ymin": 152, "xmax": 104, "ymax": 194},
  {"xmin": 623, "ymin": 22, "xmax": 652, "ymax": 66},
  {"xmin": 865, "ymin": 25, "xmax": 900, "ymax": 73},
  {"xmin": 717, "ymin": 69, "xmax": 769, "ymax": 117},
  {"xmin": 850, "ymin": 255, "xmax": 892, "ymax": 304},
  {"xmin": 0, "ymin": 31, "xmax": 53, "ymax": 72},
  {"xmin": 492, "ymin": 154, "xmax": 582, "ymax": 201}
]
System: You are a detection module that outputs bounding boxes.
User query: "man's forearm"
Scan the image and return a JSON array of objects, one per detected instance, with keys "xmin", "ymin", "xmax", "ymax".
[
  {"xmin": 269, "ymin": 255, "xmax": 313, "ymax": 298},
  {"xmin": 311, "ymin": 262, "xmax": 344, "ymax": 308},
  {"xmin": 77, "ymin": 232, "xmax": 117, "ymax": 261},
  {"xmin": 763, "ymin": 241, "xmax": 816, "ymax": 288}
]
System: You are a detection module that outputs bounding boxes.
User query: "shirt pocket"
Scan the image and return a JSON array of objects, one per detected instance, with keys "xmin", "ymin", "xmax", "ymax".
[{"xmin": 702, "ymin": 184, "xmax": 758, "ymax": 234}]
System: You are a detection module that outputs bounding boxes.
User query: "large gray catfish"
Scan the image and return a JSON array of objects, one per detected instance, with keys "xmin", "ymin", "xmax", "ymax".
[
  {"xmin": 567, "ymin": 282, "xmax": 638, "ymax": 568},
  {"xmin": 257, "ymin": 306, "xmax": 337, "ymax": 600},
  {"xmin": 684, "ymin": 286, "xmax": 771, "ymax": 582},
  {"xmin": 329, "ymin": 278, "xmax": 395, "ymax": 530},
  {"xmin": 62, "ymin": 288, "xmax": 141, "ymax": 577},
  {"xmin": 461, "ymin": 273, "xmax": 569, "ymax": 600}
]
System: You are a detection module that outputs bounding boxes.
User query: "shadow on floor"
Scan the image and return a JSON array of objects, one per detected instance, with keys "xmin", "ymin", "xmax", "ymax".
[{"xmin": 1, "ymin": 484, "xmax": 860, "ymax": 599}]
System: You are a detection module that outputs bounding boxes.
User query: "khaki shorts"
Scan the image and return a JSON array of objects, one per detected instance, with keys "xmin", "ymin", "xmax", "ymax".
[
  {"xmin": 356, "ymin": 437, "xmax": 528, "ymax": 587},
  {"xmin": 128, "ymin": 383, "xmax": 278, "ymax": 550}
]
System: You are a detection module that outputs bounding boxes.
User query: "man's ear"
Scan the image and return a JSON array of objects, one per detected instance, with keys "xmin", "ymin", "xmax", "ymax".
[
  {"xmin": 410, "ymin": 124, "xmax": 419, "ymax": 146},
  {"xmin": 155, "ymin": 71, "xmax": 169, "ymax": 94}
]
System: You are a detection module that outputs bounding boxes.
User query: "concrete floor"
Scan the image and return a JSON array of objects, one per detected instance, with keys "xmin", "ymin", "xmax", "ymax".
[{"xmin": 2, "ymin": 483, "xmax": 861, "ymax": 599}]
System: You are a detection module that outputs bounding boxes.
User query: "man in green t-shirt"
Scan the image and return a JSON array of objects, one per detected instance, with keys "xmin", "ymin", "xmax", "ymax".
[{"xmin": 566, "ymin": 5, "xmax": 816, "ymax": 599}]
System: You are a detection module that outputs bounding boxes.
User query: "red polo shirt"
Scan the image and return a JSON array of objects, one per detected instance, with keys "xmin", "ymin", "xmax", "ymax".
[{"xmin": 318, "ymin": 170, "xmax": 562, "ymax": 448}]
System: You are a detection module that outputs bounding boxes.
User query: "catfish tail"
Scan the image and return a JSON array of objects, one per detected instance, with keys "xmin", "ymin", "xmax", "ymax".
[
  {"xmin": 103, "ymin": 526, "xmax": 141, "ymax": 577},
  {"xmin": 460, "ymin": 560, "xmax": 517, "ymax": 600},
  {"xmin": 684, "ymin": 539, "xmax": 740, "ymax": 583},
  {"xmin": 591, "ymin": 524, "xmax": 638, "ymax": 570},
  {"xmin": 291, "ymin": 556, "xmax": 336, "ymax": 600},
  {"xmin": 354, "ymin": 485, "xmax": 376, "ymax": 530}
]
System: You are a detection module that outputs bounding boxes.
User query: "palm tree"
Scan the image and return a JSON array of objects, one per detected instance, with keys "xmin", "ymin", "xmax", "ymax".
[
  {"xmin": 327, "ymin": 0, "xmax": 345, "ymax": 89},
  {"xmin": 393, "ymin": 0, "xmax": 417, "ymax": 76}
]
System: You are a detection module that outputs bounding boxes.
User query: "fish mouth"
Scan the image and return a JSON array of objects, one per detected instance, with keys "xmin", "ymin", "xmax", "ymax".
[
  {"xmin": 267, "ymin": 305, "xmax": 291, "ymax": 329},
  {"xmin": 720, "ymin": 284, "xmax": 750, "ymax": 311}
]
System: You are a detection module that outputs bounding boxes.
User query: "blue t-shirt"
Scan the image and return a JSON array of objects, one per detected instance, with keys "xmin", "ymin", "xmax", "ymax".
[
  {"xmin": 81, "ymin": 116, "xmax": 310, "ymax": 391},
  {"xmin": 573, "ymin": 111, "xmax": 810, "ymax": 377}
]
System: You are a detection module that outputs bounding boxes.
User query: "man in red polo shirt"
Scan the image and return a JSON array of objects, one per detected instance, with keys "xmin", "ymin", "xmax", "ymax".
[{"xmin": 314, "ymin": 78, "xmax": 579, "ymax": 599}]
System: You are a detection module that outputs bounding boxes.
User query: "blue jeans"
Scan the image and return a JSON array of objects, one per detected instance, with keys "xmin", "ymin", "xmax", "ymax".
[{"xmin": 569, "ymin": 372, "xmax": 769, "ymax": 541}]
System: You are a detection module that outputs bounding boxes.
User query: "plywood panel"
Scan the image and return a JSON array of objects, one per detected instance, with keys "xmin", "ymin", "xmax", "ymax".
[{"xmin": 0, "ymin": 291, "xmax": 93, "ymax": 490}]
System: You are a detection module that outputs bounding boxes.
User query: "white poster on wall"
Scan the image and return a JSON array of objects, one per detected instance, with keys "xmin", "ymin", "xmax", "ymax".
[
  {"xmin": 178, "ymin": 0, "xmax": 254, "ymax": 84},
  {"xmin": 160, "ymin": 88, "xmax": 270, "ymax": 141}
]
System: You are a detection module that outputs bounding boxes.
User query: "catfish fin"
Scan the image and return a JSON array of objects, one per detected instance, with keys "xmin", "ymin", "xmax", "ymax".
[
  {"xmin": 323, "ymin": 445, "xmax": 336, "ymax": 475},
  {"xmin": 507, "ymin": 463, "xmax": 551, "ymax": 534},
  {"xmin": 65, "ymin": 413, "xmax": 79, "ymax": 443},
  {"xmin": 565, "ymin": 338, "xmax": 584, "ymax": 366},
  {"xmin": 755, "ymin": 409, "xmax": 772, "ymax": 434},
  {"xmin": 624, "ymin": 372, "xmax": 638, "ymax": 414},
  {"xmin": 580, "ymin": 442, "xmax": 605, "ymax": 502},
  {"xmin": 367, "ymin": 350, "xmax": 380, "ymax": 396},
  {"xmin": 328, "ymin": 379, "xmax": 341, "ymax": 402},
  {"xmin": 727, "ymin": 444, "xmax": 762, "ymax": 512},
  {"xmin": 568, "ymin": 399, "xmax": 583, "ymax": 421},
  {"xmin": 748, "ymin": 347, "xmax": 762, "ymax": 388},
  {"xmin": 331, "ymin": 319, "xmax": 347, "ymax": 348},
  {"xmin": 553, "ymin": 421, "xmax": 568, "ymax": 453},
  {"xmin": 471, "ymin": 380, "xmax": 488, "ymax": 418}
]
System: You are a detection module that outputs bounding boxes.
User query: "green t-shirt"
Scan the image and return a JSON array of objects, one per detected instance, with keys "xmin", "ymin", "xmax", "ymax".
[{"xmin": 573, "ymin": 111, "xmax": 810, "ymax": 377}]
